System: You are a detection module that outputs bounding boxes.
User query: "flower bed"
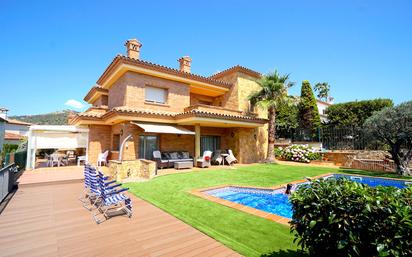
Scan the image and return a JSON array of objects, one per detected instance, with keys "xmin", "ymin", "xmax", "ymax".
[{"xmin": 275, "ymin": 144, "xmax": 321, "ymax": 163}]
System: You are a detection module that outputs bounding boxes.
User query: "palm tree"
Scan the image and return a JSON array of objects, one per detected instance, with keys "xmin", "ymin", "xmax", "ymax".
[{"xmin": 249, "ymin": 70, "xmax": 294, "ymax": 162}]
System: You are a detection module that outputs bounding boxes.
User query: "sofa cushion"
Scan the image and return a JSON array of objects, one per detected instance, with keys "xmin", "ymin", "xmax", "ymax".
[
  {"xmin": 162, "ymin": 152, "xmax": 170, "ymax": 159},
  {"xmin": 181, "ymin": 151, "xmax": 190, "ymax": 159},
  {"xmin": 169, "ymin": 152, "xmax": 179, "ymax": 159}
]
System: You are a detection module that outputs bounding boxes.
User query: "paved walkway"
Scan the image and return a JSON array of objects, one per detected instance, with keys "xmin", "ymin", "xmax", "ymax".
[{"xmin": 0, "ymin": 179, "xmax": 241, "ymax": 256}]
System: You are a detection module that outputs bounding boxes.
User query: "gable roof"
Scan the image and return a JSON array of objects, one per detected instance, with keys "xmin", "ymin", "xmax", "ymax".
[
  {"xmin": 209, "ymin": 65, "xmax": 261, "ymax": 80},
  {"xmin": 6, "ymin": 118, "xmax": 32, "ymax": 126},
  {"xmin": 96, "ymin": 55, "xmax": 233, "ymax": 89}
]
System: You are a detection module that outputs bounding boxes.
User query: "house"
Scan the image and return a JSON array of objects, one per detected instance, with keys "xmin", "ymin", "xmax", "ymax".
[
  {"xmin": 0, "ymin": 108, "xmax": 31, "ymax": 148},
  {"xmin": 317, "ymin": 99, "xmax": 333, "ymax": 122},
  {"xmin": 69, "ymin": 39, "xmax": 269, "ymax": 165}
]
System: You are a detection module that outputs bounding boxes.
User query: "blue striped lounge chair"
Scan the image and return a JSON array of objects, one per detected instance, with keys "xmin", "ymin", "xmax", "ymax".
[{"xmin": 91, "ymin": 172, "xmax": 132, "ymax": 224}]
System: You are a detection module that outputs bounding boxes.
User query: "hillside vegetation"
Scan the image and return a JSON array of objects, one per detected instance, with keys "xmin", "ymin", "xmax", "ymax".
[{"xmin": 9, "ymin": 110, "xmax": 78, "ymax": 125}]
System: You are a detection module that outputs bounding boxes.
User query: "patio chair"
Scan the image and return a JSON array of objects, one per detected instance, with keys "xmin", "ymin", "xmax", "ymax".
[
  {"xmin": 212, "ymin": 150, "xmax": 223, "ymax": 165},
  {"xmin": 196, "ymin": 151, "xmax": 212, "ymax": 168},
  {"xmin": 97, "ymin": 150, "xmax": 109, "ymax": 166},
  {"xmin": 44, "ymin": 153, "xmax": 51, "ymax": 167},
  {"xmin": 92, "ymin": 173, "xmax": 132, "ymax": 224},
  {"xmin": 153, "ymin": 150, "xmax": 169, "ymax": 169},
  {"xmin": 50, "ymin": 154, "xmax": 60, "ymax": 167},
  {"xmin": 225, "ymin": 149, "xmax": 238, "ymax": 165}
]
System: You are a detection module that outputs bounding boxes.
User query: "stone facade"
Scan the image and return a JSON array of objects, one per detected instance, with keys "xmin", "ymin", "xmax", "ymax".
[{"xmin": 108, "ymin": 159, "xmax": 156, "ymax": 182}]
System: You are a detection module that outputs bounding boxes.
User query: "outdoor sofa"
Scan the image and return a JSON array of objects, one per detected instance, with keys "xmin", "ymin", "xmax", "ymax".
[{"xmin": 153, "ymin": 150, "xmax": 194, "ymax": 169}]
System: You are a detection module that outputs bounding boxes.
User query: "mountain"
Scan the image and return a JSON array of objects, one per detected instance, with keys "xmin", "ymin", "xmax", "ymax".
[{"xmin": 9, "ymin": 110, "xmax": 79, "ymax": 125}]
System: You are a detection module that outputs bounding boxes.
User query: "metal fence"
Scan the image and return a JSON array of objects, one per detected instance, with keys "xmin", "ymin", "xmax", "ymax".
[
  {"xmin": 276, "ymin": 126, "xmax": 387, "ymax": 151},
  {"xmin": 0, "ymin": 164, "xmax": 18, "ymax": 203}
]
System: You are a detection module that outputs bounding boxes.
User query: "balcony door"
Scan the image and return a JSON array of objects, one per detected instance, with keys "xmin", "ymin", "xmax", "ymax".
[
  {"xmin": 138, "ymin": 135, "xmax": 159, "ymax": 160},
  {"xmin": 200, "ymin": 136, "xmax": 221, "ymax": 154}
]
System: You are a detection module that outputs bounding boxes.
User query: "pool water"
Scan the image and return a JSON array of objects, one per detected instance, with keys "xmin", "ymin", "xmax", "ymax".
[{"xmin": 204, "ymin": 174, "xmax": 411, "ymax": 219}]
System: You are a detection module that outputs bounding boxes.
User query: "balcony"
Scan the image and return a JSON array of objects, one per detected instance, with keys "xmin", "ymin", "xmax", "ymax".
[{"xmin": 184, "ymin": 104, "xmax": 257, "ymax": 117}]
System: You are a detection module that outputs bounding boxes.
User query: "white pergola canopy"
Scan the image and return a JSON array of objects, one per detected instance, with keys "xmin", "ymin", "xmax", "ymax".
[
  {"xmin": 26, "ymin": 125, "xmax": 89, "ymax": 170},
  {"xmin": 131, "ymin": 122, "xmax": 195, "ymax": 135}
]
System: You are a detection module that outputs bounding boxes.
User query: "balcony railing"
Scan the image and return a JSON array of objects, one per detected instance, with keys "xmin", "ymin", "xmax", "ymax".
[{"xmin": 184, "ymin": 104, "xmax": 256, "ymax": 117}]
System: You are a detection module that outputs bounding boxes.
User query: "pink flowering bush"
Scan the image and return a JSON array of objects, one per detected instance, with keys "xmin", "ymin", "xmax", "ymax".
[{"xmin": 275, "ymin": 144, "xmax": 321, "ymax": 163}]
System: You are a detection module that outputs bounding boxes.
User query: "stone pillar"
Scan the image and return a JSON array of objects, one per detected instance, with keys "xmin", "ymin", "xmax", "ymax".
[{"xmin": 195, "ymin": 124, "xmax": 201, "ymax": 159}]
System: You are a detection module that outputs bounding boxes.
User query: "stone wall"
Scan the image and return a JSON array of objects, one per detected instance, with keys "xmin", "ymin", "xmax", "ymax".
[{"xmin": 108, "ymin": 159, "xmax": 156, "ymax": 182}]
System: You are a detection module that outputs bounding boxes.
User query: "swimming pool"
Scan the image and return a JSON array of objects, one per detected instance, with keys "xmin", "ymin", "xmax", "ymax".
[{"xmin": 203, "ymin": 174, "xmax": 411, "ymax": 219}]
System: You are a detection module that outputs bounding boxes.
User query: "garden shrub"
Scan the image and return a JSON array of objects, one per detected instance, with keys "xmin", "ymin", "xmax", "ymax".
[
  {"xmin": 275, "ymin": 144, "xmax": 321, "ymax": 163},
  {"xmin": 290, "ymin": 178, "xmax": 412, "ymax": 257},
  {"xmin": 325, "ymin": 98, "xmax": 393, "ymax": 127}
]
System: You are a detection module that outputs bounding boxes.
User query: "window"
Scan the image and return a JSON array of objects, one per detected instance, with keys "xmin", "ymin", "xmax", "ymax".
[
  {"xmin": 112, "ymin": 134, "xmax": 120, "ymax": 151},
  {"xmin": 145, "ymin": 86, "xmax": 167, "ymax": 104},
  {"xmin": 198, "ymin": 100, "xmax": 212, "ymax": 105},
  {"xmin": 200, "ymin": 136, "xmax": 221, "ymax": 153}
]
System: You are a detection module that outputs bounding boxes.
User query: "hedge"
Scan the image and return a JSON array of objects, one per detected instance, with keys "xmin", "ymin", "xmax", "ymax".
[{"xmin": 290, "ymin": 178, "xmax": 412, "ymax": 257}]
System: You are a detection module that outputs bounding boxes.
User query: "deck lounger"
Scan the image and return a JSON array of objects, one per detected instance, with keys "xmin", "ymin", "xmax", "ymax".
[
  {"xmin": 79, "ymin": 165, "xmax": 118, "ymax": 210},
  {"xmin": 225, "ymin": 149, "xmax": 238, "ymax": 165},
  {"xmin": 92, "ymin": 173, "xmax": 132, "ymax": 224}
]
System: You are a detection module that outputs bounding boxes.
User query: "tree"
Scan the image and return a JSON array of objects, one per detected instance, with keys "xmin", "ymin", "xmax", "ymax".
[
  {"xmin": 325, "ymin": 99, "xmax": 393, "ymax": 127},
  {"xmin": 314, "ymin": 82, "xmax": 330, "ymax": 102},
  {"xmin": 249, "ymin": 70, "xmax": 294, "ymax": 162},
  {"xmin": 363, "ymin": 101, "xmax": 412, "ymax": 176},
  {"xmin": 298, "ymin": 81, "xmax": 321, "ymax": 131},
  {"xmin": 276, "ymin": 96, "xmax": 300, "ymax": 130}
]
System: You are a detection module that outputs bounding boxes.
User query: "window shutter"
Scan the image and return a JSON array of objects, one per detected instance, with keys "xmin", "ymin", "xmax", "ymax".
[{"xmin": 145, "ymin": 86, "xmax": 166, "ymax": 104}]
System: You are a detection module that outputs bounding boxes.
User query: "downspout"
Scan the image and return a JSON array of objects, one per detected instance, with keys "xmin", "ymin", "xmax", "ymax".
[{"xmin": 119, "ymin": 134, "xmax": 133, "ymax": 161}]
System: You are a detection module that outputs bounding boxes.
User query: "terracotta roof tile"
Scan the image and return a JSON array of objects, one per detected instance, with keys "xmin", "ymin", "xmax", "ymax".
[
  {"xmin": 4, "ymin": 132, "xmax": 24, "ymax": 140},
  {"xmin": 6, "ymin": 118, "xmax": 32, "ymax": 126},
  {"xmin": 97, "ymin": 55, "xmax": 233, "ymax": 89},
  {"xmin": 112, "ymin": 106, "xmax": 177, "ymax": 117},
  {"xmin": 84, "ymin": 86, "xmax": 109, "ymax": 102},
  {"xmin": 210, "ymin": 65, "xmax": 261, "ymax": 80},
  {"xmin": 176, "ymin": 109, "xmax": 267, "ymax": 123}
]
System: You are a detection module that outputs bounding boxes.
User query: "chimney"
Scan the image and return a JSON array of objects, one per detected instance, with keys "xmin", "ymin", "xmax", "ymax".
[
  {"xmin": 0, "ymin": 108, "xmax": 8, "ymax": 120},
  {"xmin": 125, "ymin": 39, "xmax": 142, "ymax": 60},
  {"xmin": 178, "ymin": 56, "xmax": 192, "ymax": 73}
]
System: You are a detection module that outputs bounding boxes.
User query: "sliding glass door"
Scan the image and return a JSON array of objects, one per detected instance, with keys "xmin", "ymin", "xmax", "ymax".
[
  {"xmin": 138, "ymin": 135, "xmax": 159, "ymax": 160},
  {"xmin": 200, "ymin": 136, "xmax": 221, "ymax": 153}
]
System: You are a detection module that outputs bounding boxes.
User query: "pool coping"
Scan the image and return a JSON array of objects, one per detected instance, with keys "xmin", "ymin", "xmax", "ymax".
[
  {"xmin": 190, "ymin": 173, "xmax": 412, "ymax": 226},
  {"xmin": 190, "ymin": 173, "xmax": 334, "ymax": 226}
]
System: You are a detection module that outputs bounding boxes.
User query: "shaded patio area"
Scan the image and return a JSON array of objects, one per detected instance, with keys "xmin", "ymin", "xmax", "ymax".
[{"xmin": 0, "ymin": 173, "xmax": 241, "ymax": 257}]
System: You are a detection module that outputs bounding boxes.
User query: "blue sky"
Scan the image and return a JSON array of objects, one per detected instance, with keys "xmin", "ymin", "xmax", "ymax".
[{"xmin": 0, "ymin": 0, "xmax": 411, "ymax": 116}]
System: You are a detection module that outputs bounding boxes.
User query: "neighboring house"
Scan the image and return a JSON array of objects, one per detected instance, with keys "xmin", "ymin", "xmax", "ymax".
[
  {"xmin": 5, "ymin": 119, "xmax": 31, "ymax": 137},
  {"xmin": 317, "ymin": 99, "xmax": 333, "ymax": 122},
  {"xmin": 70, "ymin": 38, "xmax": 269, "ymax": 164},
  {"xmin": 0, "ymin": 107, "xmax": 31, "ymax": 149},
  {"xmin": 4, "ymin": 132, "xmax": 24, "ymax": 146}
]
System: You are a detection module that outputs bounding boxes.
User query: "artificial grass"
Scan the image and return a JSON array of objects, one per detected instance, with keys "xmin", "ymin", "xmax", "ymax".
[{"xmin": 125, "ymin": 164, "xmax": 410, "ymax": 257}]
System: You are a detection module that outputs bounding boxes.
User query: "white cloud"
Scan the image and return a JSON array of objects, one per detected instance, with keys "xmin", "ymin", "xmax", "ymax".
[{"xmin": 65, "ymin": 99, "xmax": 85, "ymax": 109}]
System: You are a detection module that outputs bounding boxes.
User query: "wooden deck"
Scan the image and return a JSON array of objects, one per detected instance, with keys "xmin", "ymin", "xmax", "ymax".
[{"xmin": 0, "ymin": 181, "xmax": 241, "ymax": 257}]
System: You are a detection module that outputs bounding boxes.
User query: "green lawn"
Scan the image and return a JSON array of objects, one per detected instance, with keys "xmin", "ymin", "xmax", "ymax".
[{"xmin": 125, "ymin": 164, "xmax": 409, "ymax": 257}]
